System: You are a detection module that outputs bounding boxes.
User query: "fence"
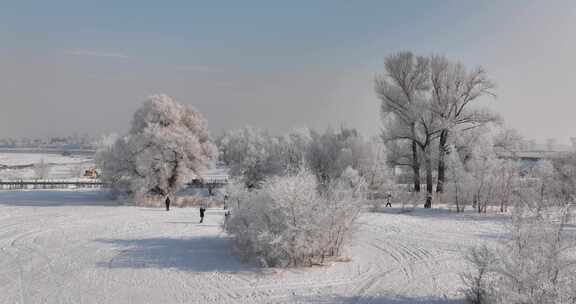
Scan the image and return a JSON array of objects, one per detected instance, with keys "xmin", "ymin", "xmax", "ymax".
[
  {"xmin": 0, "ymin": 178, "xmax": 229, "ymax": 191},
  {"xmin": 0, "ymin": 179, "xmax": 106, "ymax": 190}
]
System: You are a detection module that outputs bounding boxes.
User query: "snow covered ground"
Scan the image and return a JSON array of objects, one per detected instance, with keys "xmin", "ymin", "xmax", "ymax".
[
  {"xmin": 0, "ymin": 153, "xmax": 94, "ymax": 180},
  {"xmin": 0, "ymin": 190, "xmax": 508, "ymax": 304}
]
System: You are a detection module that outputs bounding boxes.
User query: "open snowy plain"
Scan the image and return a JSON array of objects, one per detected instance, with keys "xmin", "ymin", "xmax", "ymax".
[
  {"xmin": 0, "ymin": 190, "xmax": 508, "ymax": 304},
  {"xmin": 0, "ymin": 152, "xmax": 93, "ymax": 180}
]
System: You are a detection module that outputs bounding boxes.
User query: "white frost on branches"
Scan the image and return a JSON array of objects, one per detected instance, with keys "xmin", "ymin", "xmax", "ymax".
[
  {"xmin": 462, "ymin": 153, "xmax": 576, "ymax": 304},
  {"xmin": 33, "ymin": 159, "xmax": 51, "ymax": 180},
  {"xmin": 97, "ymin": 94, "xmax": 218, "ymax": 200},
  {"xmin": 224, "ymin": 169, "xmax": 364, "ymax": 267}
]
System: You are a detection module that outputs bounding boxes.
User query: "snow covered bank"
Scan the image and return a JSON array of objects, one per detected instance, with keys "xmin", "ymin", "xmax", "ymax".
[
  {"xmin": 0, "ymin": 153, "xmax": 94, "ymax": 180},
  {"xmin": 0, "ymin": 190, "xmax": 508, "ymax": 303}
]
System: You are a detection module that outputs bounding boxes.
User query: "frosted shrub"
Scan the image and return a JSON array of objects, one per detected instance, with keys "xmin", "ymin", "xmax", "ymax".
[
  {"xmin": 491, "ymin": 200, "xmax": 576, "ymax": 304},
  {"xmin": 461, "ymin": 245, "xmax": 498, "ymax": 304},
  {"xmin": 225, "ymin": 169, "xmax": 363, "ymax": 267},
  {"xmin": 462, "ymin": 191, "xmax": 576, "ymax": 304},
  {"xmin": 322, "ymin": 167, "xmax": 365, "ymax": 256},
  {"xmin": 443, "ymin": 149, "xmax": 475, "ymax": 212}
]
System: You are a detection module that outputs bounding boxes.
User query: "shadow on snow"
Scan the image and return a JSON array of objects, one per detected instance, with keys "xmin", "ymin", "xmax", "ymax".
[
  {"xmin": 95, "ymin": 236, "xmax": 256, "ymax": 273},
  {"xmin": 372, "ymin": 206, "xmax": 511, "ymax": 223},
  {"xmin": 0, "ymin": 190, "xmax": 118, "ymax": 207},
  {"xmin": 293, "ymin": 294, "xmax": 464, "ymax": 304}
]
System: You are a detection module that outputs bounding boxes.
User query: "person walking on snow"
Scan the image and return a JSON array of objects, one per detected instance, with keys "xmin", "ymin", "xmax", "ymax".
[
  {"xmin": 385, "ymin": 191, "xmax": 392, "ymax": 208},
  {"xmin": 199, "ymin": 205, "xmax": 206, "ymax": 223},
  {"xmin": 165, "ymin": 195, "xmax": 171, "ymax": 211}
]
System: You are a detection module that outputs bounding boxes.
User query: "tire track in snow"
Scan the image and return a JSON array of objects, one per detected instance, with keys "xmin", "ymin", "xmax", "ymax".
[
  {"xmin": 348, "ymin": 221, "xmax": 455, "ymax": 301},
  {"xmin": 0, "ymin": 194, "xmax": 507, "ymax": 303}
]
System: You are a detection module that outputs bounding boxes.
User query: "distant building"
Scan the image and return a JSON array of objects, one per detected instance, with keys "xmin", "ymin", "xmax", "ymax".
[{"xmin": 495, "ymin": 137, "xmax": 575, "ymax": 176}]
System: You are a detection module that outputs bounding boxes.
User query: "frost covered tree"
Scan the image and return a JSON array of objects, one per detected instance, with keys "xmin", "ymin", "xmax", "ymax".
[
  {"xmin": 357, "ymin": 138, "xmax": 393, "ymax": 193},
  {"xmin": 218, "ymin": 126, "xmax": 388, "ymax": 193},
  {"xmin": 441, "ymin": 126, "xmax": 518, "ymax": 213},
  {"xmin": 306, "ymin": 127, "xmax": 383, "ymax": 192},
  {"xmin": 429, "ymin": 55, "xmax": 497, "ymax": 193},
  {"xmin": 306, "ymin": 128, "xmax": 358, "ymax": 187},
  {"xmin": 467, "ymin": 140, "xmax": 500, "ymax": 213},
  {"xmin": 33, "ymin": 158, "xmax": 51, "ymax": 180},
  {"xmin": 217, "ymin": 126, "xmax": 284, "ymax": 188},
  {"xmin": 492, "ymin": 160, "xmax": 518, "ymax": 213},
  {"xmin": 376, "ymin": 51, "xmax": 430, "ymax": 193},
  {"xmin": 280, "ymin": 127, "xmax": 313, "ymax": 173},
  {"xmin": 95, "ymin": 133, "xmax": 119, "ymax": 151},
  {"xmin": 444, "ymin": 146, "xmax": 474, "ymax": 212},
  {"xmin": 550, "ymin": 152, "xmax": 576, "ymax": 203},
  {"xmin": 492, "ymin": 128, "xmax": 524, "ymax": 153},
  {"xmin": 377, "ymin": 52, "xmax": 500, "ymax": 208},
  {"xmin": 97, "ymin": 94, "xmax": 217, "ymax": 200}
]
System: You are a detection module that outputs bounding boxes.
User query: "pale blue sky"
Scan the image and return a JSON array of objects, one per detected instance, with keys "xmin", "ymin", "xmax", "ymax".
[{"xmin": 1, "ymin": 1, "xmax": 574, "ymax": 143}]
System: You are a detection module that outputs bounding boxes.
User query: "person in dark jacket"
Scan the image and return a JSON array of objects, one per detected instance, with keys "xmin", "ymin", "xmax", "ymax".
[
  {"xmin": 199, "ymin": 206, "xmax": 206, "ymax": 223},
  {"xmin": 165, "ymin": 196, "xmax": 171, "ymax": 211},
  {"xmin": 385, "ymin": 191, "xmax": 392, "ymax": 208}
]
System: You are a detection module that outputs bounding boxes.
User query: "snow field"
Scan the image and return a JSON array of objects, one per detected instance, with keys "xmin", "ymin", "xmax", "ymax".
[
  {"xmin": 0, "ymin": 153, "xmax": 94, "ymax": 180},
  {"xmin": 0, "ymin": 190, "xmax": 507, "ymax": 304}
]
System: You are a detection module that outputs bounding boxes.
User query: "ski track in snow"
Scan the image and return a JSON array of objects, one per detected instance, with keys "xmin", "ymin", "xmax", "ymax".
[{"xmin": 0, "ymin": 191, "xmax": 507, "ymax": 304}]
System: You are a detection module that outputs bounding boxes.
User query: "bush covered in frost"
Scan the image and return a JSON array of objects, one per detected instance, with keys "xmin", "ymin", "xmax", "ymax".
[
  {"xmin": 461, "ymin": 167, "xmax": 576, "ymax": 304},
  {"xmin": 224, "ymin": 169, "xmax": 364, "ymax": 267}
]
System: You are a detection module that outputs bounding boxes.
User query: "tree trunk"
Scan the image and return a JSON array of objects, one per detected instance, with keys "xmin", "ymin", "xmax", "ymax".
[
  {"xmin": 436, "ymin": 129, "xmax": 448, "ymax": 193},
  {"xmin": 455, "ymin": 183, "xmax": 460, "ymax": 212},
  {"xmin": 412, "ymin": 140, "xmax": 421, "ymax": 192},
  {"xmin": 424, "ymin": 148, "xmax": 433, "ymax": 208}
]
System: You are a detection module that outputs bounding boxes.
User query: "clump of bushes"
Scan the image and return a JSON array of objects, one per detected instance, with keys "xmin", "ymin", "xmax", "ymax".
[
  {"xmin": 461, "ymin": 193, "xmax": 576, "ymax": 303},
  {"xmin": 224, "ymin": 169, "xmax": 364, "ymax": 267}
]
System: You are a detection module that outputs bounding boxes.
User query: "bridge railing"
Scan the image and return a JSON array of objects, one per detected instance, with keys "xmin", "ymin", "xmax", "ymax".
[
  {"xmin": 0, "ymin": 177, "xmax": 229, "ymax": 191},
  {"xmin": 0, "ymin": 179, "xmax": 106, "ymax": 190}
]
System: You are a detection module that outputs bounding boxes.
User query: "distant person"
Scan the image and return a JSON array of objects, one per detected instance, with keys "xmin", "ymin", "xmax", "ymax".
[
  {"xmin": 223, "ymin": 208, "xmax": 231, "ymax": 228},
  {"xmin": 199, "ymin": 205, "xmax": 206, "ymax": 223},
  {"xmin": 385, "ymin": 191, "xmax": 392, "ymax": 208},
  {"xmin": 223, "ymin": 194, "xmax": 229, "ymax": 210},
  {"xmin": 165, "ymin": 196, "xmax": 171, "ymax": 211}
]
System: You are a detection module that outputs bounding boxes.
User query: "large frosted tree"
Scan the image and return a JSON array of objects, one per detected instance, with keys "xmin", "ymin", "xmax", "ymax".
[
  {"xmin": 376, "ymin": 52, "xmax": 430, "ymax": 193},
  {"xmin": 377, "ymin": 51, "xmax": 445, "ymax": 207},
  {"xmin": 429, "ymin": 55, "xmax": 497, "ymax": 193},
  {"xmin": 218, "ymin": 126, "xmax": 284, "ymax": 188},
  {"xmin": 97, "ymin": 94, "xmax": 218, "ymax": 200},
  {"xmin": 377, "ymin": 51, "xmax": 498, "ymax": 208}
]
